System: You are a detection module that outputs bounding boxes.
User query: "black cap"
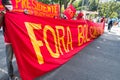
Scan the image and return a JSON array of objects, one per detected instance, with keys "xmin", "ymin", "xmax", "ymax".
[{"xmin": 2, "ymin": 0, "xmax": 12, "ymax": 5}]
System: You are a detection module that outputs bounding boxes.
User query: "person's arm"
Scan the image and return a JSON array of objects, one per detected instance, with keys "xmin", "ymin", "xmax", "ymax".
[{"xmin": 0, "ymin": 10, "xmax": 5, "ymax": 28}]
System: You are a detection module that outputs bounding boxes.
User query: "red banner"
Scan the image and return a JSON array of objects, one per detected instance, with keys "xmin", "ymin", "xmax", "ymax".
[
  {"xmin": 5, "ymin": 12, "xmax": 104, "ymax": 80},
  {"xmin": 11, "ymin": 0, "xmax": 60, "ymax": 18},
  {"xmin": 0, "ymin": 0, "xmax": 4, "ymax": 11},
  {"xmin": 63, "ymin": 4, "xmax": 76, "ymax": 19}
]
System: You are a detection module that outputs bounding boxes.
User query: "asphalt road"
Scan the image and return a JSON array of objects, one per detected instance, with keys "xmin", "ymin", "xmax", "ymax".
[{"xmin": 0, "ymin": 26, "xmax": 120, "ymax": 80}]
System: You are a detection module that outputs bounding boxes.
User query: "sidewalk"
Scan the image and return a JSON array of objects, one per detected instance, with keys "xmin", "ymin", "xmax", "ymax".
[{"xmin": 0, "ymin": 26, "xmax": 120, "ymax": 80}]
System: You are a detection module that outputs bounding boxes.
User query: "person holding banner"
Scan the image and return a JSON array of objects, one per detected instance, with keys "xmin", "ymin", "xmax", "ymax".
[{"xmin": 0, "ymin": 0, "xmax": 19, "ymax": 80}]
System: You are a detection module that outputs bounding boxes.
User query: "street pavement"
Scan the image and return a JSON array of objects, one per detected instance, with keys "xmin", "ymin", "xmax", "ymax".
[{"xmin": 0, "ymin": 26, "xmax": 120, "ymax": 80}]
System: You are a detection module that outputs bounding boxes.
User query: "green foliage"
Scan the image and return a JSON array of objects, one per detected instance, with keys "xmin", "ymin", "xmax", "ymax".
[
  {"xmin": 73, "ymin": 0, "xmax": 82, "ymax": 10},
  {"xmin": 98, "ymin": 1, "xmax": 120, "ymax": 18},
  {"xmin": 37, "ymin": 0, "xmax": 77, "ymax": 9},
  {"xmin": 37, "ymin": 0, "xmax": 51, "ymax": 4},
  {"xmin": 88, "ymin": 0, "xmax": 99, "ymax": 11},
  {"xmin": 110, "ymin": 12, "xmax": 118, "ymax": 18}
]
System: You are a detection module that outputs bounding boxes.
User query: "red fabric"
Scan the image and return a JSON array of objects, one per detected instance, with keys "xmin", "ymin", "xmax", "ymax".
[
  {"xmin": 63, "ymin": 4, "xmax": 76, "ymax": 19},
  {"xmin": 100, "ymin": 17, "xmax": 105, "ymax": 22},
  {"xmin": 11, "ymin": 0, "xmax": 60, "ymax": 18},
  {"xmin": 0, "ymin": 0, "xmax": 4, "ymax": 11},
  {"xmin": 77, "ymin": 12, "xmax": 84, "ymax": 20},
  {"xmin": 5, "ymin": 12, "xmax": 104, "ymax": 80},
  {"xmin": 0, "ymin": 12, "xmax": 11, "ymax": 43},
  {"xmin": 4, "ymin": 30, "xmax": 11, "ymax": 43}
]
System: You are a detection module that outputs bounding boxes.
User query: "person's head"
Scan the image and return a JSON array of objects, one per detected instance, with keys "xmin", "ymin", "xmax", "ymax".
[{"xmin": 2, "ymin": 0, "xmax": 13, "ymax": 11}]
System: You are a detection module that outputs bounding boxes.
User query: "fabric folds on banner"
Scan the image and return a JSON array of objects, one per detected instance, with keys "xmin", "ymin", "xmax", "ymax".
[{"xmin": 5, "ymin": 12, "xmax": 104, "ymax": 80}]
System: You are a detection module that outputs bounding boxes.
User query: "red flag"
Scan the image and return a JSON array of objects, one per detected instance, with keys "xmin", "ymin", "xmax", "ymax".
[{"xmin": 63, "ymin": 4, "xmax": 76, "ymax": 19}]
